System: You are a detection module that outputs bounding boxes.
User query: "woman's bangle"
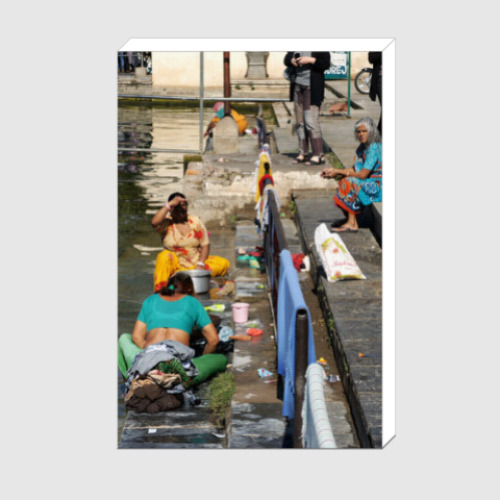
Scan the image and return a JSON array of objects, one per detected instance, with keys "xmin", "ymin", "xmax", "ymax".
[
  {"xmin": 196, "ymin": 262, "xmax": 205, "ymax": 268},
  {"xmin": 165, "ymin": 202, "xmax": 171, "ymax": 211}
]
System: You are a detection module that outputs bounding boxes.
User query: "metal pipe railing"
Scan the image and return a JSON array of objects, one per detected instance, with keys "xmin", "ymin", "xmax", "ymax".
[
  {"xmin": 118, "ymin": 147, "xmax": 201, "ymax": 154},
  {"xmin": 293, "ymin": 309, "xmax": 309, "ymax": 448},
  {"xmin": 199, "ymin": 52, "xmax": 204, "ymax": 153},
  {"xmin": 263, "ymin": 190, "xmax": 311, "ymax": 448},
  {"xmin": 118, "ymin": 95, "xmax": 288, "ymax": 103},
  {"xmin": 264, "ymin": 190, "xmax": 288, "ymax": 314}
]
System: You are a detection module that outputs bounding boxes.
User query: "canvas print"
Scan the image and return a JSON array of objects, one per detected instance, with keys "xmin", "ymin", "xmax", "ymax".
[{"xmin": 117, "ymin": 46, "xmax": 388, "ymax": 449}]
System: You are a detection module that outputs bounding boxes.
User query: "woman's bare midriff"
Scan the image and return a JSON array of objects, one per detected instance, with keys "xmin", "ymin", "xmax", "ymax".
[{"xmin": 145, "ymin": 327, "xmax": 190, "ymax": 348}]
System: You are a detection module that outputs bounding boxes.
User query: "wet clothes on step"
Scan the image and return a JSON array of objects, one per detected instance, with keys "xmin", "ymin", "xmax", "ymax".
[{"xmin": 125, "ymin": 340, "xmax": 198, "ymax": 391}]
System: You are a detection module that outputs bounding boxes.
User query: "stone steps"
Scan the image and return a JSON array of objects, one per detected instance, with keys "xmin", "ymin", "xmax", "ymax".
[
  {"xmin": 292, "ymin": 191, "xmax": 382, "ymax": 447},
  {"xmin": 228, "ymin": 224, "xmax": 290, "ymax": 448},
  {"xmin": 119, "ymin": 384, "xmax": 226, "ymax": 449}
]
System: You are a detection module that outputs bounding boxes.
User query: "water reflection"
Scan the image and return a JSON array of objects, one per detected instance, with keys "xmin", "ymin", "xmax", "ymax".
[{"xmin": 118, "ymin": 103, "xmax": 195, "ymax": 335}]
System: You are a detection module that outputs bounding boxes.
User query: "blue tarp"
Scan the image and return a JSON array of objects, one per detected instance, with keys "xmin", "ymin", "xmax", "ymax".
[{"xmin": 276, "ymin": 249, "xmax": 316, "ymax": 419}]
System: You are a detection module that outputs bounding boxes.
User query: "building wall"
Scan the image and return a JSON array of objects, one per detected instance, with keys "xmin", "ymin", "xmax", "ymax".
[{"xmin": 152, "ymin": 51, "xmax": 370, "ymax": 91}]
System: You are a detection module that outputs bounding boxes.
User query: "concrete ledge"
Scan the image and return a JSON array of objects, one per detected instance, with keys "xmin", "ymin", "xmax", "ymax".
[
  {"xmin": 370, "ymin": 202, "xmax": 382, "ymax": 246},
  {"xmin": 292, "ymin": 191, "xmax": 382, "ymax": 448}
]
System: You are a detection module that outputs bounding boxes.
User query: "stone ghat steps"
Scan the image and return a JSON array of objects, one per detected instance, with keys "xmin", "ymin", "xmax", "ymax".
[
  {"xmin": 119, "ymin": 382, "xmax": 227, "ymax": 449},
  {"xmin": 228, "ymin": 224, "xmax": 291, "ymax": 448},
  {"xmin": 228, "ymin": 222, "xmax": 359, "ymax": 448},
  {"xmin": 292, "ymin": 190, "xmax": 382, "ymax": 448}
]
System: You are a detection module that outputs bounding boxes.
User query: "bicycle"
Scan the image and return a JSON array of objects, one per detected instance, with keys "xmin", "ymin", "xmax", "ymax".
[{"xmin": 354, "ymin": 67, "xmax": 372, "ymax": 95}]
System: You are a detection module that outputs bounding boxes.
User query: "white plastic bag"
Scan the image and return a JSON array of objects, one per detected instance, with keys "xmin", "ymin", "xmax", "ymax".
[{"xmin": 314, "ymin": 223, "xmax": 366, "ymax": 282}]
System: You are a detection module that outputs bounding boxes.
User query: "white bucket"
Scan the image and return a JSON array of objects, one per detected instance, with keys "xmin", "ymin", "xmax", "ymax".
[{"xmin": 232, "ymin": 302, "xmax": 250, "ymax": 323}]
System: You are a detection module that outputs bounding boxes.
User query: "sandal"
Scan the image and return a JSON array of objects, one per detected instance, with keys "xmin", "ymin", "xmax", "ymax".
[
  {"xmin": 292, "ymin": 155, "xmax": 307, "ymax": 164},
  {"xmin": 305, "ymin": 156, "xmax": 325, "ymax": 166}
]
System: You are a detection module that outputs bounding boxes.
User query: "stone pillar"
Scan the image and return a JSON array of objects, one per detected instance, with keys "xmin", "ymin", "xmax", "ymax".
[
  {"xmin": 245, "ymin": 52, "xmax": 269, "ymax": 79},
  {"xmin": 213, "ymin": 116, "xmax": 239, "ymax": 154}
]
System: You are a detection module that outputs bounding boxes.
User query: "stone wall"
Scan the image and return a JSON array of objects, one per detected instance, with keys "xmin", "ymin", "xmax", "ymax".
[{"xmin": 151, "ymin": 51, "xmax": 370, "ymax": 92}]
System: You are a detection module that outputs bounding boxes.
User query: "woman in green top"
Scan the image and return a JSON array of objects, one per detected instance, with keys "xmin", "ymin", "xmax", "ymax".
[{"xmin": 131, "ymin": 273, "xmax": 219, "ymax": 355}]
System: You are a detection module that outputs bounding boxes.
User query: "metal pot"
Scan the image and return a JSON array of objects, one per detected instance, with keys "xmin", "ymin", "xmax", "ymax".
[{"xmin": 179, "ymin": 269, "xmax": 212, "ymax": 294}]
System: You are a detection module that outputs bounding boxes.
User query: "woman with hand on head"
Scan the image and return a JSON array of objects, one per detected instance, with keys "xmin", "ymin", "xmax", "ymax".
[
  {"xmin": 151, "ymin": 192, "xmax": 230, "ymax": 292},
  {"xmin": 320, "ymin": 117, "xmax": 382, "ymax": 232}
]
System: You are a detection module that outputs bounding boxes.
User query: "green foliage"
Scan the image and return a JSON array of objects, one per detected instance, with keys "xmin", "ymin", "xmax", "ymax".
[
  {"xmin": 208, "ymin": 372, "xmax": 235, "ymax": 428},
  {"xmin": 288, "ymin": 200, "xmax": 297, "ymax": 217}
]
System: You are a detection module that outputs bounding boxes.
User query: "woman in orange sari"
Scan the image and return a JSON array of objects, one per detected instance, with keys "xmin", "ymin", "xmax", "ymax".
[
  {"xmin": 204, "ymin": 102, "xmax": 248, "ymax": 137},
  {"xmin": 151, "ymin": 192, "xmax": 230, "ymax": 292}
]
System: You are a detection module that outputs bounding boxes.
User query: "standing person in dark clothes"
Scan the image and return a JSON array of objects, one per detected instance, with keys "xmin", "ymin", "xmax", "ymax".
[
  {"xmin": 284, "ymin": 51, "xmax": 331, "ymax": 165},
  {"xmin": 368, "ymin": 52, "xmax": 382, "ymax": 136}
]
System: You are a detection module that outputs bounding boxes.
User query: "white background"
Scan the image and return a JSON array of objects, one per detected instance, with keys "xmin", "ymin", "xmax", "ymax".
[{"xmin": 2, "ymin": 2, "xmax": 498, "ymax": 499}]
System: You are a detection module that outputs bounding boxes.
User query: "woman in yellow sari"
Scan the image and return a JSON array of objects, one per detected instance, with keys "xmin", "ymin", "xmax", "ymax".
[
  {"xmin": 203, "ymin": 102, "xmax": 248, "ymax": 137},
  {"xmin": 151, "ymin": 192, "xmax": 230, "ymax": 292}
]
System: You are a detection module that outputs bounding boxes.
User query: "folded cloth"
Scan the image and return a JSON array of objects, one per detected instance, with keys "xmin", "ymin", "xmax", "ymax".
[
  {"xmin": 125, "ymin": 340, "xmax": 198, "ymax": 392},
  {"xmin": 118, "ymin": 335, "xmax": 227, "ymax": 396},
  {"xmin": 217, "ymin": 325, "xmax": 234, "ymax": 342},
  {"xmin": 204, "ymin": 304, "xmax": 225, "ymax": 313},
  {"xmin": 291, "ymin": 253, "xmax": 305, "ymax": 272},
  {"xmin": 215, "ymin": 281, "xmax": 235, "ymax": 297},
  {"xmin": 147, "ymin": 392, "xmax": 182, "ymax": 413},
  {"xmin": 126, "ymin": 390, "xmax": 181, "ymax": 413},
  {"xmin": 124, "ymin": 374, "xmax": 181, "ymax": 413},
  {"xmin": 255, "ymin": 185, "xmax": 280, "ymax": 236},
  {"xmin": 127, "ymin": 340, "xmax": 196, "ymax": 378},
  {"xmin": 125, "ymin": 376, "xmax": 164, "ymax": 402},
  {"xmin": 147, "ymin": 370, "xmax": 182, "ymax": 389}
]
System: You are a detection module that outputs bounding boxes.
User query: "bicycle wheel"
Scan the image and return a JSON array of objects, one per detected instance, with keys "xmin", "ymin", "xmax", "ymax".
[{"xmin": 355, "ymin": 69, "xmax": 372, "ymax": 95}]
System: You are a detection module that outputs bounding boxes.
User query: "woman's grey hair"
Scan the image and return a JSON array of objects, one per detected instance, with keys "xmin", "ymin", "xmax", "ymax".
[{"xmin": 354, "ymin": 117, "xmax": 381, "ymax": 145}]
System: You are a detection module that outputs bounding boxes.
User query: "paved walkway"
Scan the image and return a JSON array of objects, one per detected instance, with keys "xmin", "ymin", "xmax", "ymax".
[
  {"xmin": 291, "ymin": 192, "xmax": 382, "ymax": 447},
  {"xmin": 271, "ymin": 80, "xmax": 383, "ymax": 447}
]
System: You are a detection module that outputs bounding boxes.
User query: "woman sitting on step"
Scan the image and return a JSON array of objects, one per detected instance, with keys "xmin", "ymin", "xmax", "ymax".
[
  {"xmin": 119, "ymin": 273, "xmax": 227, "ymax": 410},
  {"xmin": 320, "ymin": 117, "xmax": 382, "ymax": 232},
  {"xmin": 131, "ymin": 273, "xmax": 219, "ymax": 354},
  {"xmin": 152, "ymin": 192, "xmax": 230, "ymax": 292},
  {"xmin": 204, "ymin": 101, "xmax": 248, "ymax": 138}
]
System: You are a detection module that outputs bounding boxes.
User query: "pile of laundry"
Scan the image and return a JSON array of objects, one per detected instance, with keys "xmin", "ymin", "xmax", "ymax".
[
  {"xmin": 124, "ymin": 340, "xmax": 201, "ymax": 413},
  {"xmin": 124, "ymin": 370, "xmax": 183, "ymax": 413}
]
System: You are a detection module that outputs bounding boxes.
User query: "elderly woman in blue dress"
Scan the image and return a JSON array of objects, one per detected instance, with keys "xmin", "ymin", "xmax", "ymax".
[{"xmin": 320, "ymin": 117, "xmax": 382, "ymax": 232}]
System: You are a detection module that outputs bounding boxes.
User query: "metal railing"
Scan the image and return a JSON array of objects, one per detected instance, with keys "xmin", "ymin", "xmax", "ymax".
[
  {"xmin": 302, "ymin": 364, "xmax": 336, "ymax": 448},
  {"xmin": 263, "ymin": 190, "xmax": 309, "ymax": 448},
  {"xmin": 264, "ymin": 190, "xmax": 288, "ymax": 314},
  {"xmin": 118, "ymin": 52, "xmax": 288, "ymax": 154}
]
